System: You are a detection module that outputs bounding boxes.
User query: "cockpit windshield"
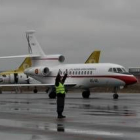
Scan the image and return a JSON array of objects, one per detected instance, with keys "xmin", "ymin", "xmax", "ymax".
[
  {"xmin": 108, "ymin": 67, "xmax": 128, "ymax": 74},
  {"xmin": 117, "ymin": 68, "xmax": 123, "ymax": 73}
]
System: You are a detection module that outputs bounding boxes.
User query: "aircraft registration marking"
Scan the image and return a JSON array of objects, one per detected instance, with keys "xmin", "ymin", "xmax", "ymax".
[{"xmin": 90, "ymin": 79, "xmax": 99, "ymax": 83}]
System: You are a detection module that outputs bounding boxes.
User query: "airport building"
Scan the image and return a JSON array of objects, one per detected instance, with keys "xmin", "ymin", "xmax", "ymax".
[{"xmin": 128, "ymin": 67, "xmax": 140, "ymax": 83}]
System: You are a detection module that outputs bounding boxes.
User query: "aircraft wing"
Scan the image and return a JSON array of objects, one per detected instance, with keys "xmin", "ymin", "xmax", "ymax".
[
  {"xmin": 0, "ymin": 83, "xmax": 76, "ymax": 87},
  {"xmin": 0, "ymin": 54, "xmax": 40, "ymax": 59}
]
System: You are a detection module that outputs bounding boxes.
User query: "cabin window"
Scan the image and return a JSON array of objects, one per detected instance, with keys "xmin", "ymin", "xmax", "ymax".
[
  {"xmin": 90, "ymin": 71, "xmax": 92, "ymax": 75},
  {"xmin": 87, "ymin": 71, "xmax": 89, "ymax": 75},
  {"xmin": 69, "ymin": 71, "xmax": 71, "ymax": 75},
  {"xmin": 81, "ymin": 71, "xmax": 83, "ymax": 75},
  {"xmin": 73, "ymin": 71, "xmax": 74, "ymax": 75},
  {"xmin": 78, "ymin": 71, "xmax": 80, "ymax": 75},
  {"xmin": 84, "ymin": 71, "xmax": 86, "ymax": 75}
]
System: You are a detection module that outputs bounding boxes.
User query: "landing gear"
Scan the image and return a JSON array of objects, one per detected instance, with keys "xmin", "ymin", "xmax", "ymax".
[
  {"xmin": 113, "ymin": 93, "xmax": 119, "ymax": 99},
  {"xmin": 82, "ymin": 90, "xmax": 90, "ymax": 98},
  {"xmin": 113, "ymin": 87, "xmax": 119, "ymax": 99},
  {"xmin": 49, "ymin": 91, "xmax": 56, "ymax": 99},
  {"xmin": 48, "ymin": 87, "xmax": 56, "ymax": 99},
  {"xmin": 33, "ymin": 87, "xmax": 38, "ymax": 93}
]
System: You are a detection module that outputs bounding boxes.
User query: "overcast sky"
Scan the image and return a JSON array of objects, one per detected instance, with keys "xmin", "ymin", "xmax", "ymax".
[{"xmin": 0, "ymin": 0, "xmax": 140, "ymax": 71}]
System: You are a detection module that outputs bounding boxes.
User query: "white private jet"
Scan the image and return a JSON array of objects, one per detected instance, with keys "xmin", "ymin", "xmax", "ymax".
[
  {"xmin": 0, "ymin": 50, "xmax": 100, "ymax": 94},
  {"xmin": 0, "ymin": 31, "xmax": 137, "ymax": 99}
]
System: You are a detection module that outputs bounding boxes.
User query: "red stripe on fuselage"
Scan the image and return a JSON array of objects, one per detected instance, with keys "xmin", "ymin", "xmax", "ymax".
[
  {"xmin": 44, "ymin": 75, "xmax": 137, "ymax": 85},
  {"xmin": 74, "ymin": 75, "xmax": 137, "ymax": 85}
]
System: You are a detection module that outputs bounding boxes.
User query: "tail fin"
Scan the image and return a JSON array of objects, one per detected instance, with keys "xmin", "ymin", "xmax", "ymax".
[
  {"xmin": 17, "ymin": 57, "xmax": 32, "ymax": 72},
  {"xmin": 26, "ymin": 31, "xmax": 65, "ymax": 67},
  {"xmin": 26, "ymin": 31, "xmax": 45, "ymax": 57},
  {"xmin": 0, "ymin": 57, "xmax": 32, "ymax": 75},
  {"xmin": 85, "ymin": 50, "xmax": 101, "ymax": 63}
]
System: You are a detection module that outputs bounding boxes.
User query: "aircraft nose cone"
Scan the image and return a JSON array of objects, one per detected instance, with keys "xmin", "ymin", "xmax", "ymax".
[{"xmin": 125, "ymin": 76, "xmax": 137, "ymax": 85}]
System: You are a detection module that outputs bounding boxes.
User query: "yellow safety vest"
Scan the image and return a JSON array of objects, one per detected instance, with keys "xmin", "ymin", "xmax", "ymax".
[{"xmin": 55, "ymin": 82, "xmax": 65, "ymax": 94}]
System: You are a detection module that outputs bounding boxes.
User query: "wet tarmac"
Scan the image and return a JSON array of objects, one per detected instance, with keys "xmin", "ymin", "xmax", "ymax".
[{"xmin": 0, "ymin": 92, "xmax": 140, "ymax": 140}]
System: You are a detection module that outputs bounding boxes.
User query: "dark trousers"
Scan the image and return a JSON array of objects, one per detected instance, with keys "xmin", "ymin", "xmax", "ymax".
[{"xmin": 57, "ymin": 94, "xmax": 65, "ymax": 116}]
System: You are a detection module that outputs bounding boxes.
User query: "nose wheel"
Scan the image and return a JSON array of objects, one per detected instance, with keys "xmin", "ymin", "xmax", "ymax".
[
  {"xmin": 48, "ymin": 87, "xmax": 56, "ymax": 99},
  {"xmin": 113, "ymin": 87, "xmax": 119, "ymax": 99},
  {"xmin": 49, "ymin": 91, "xmax": 56, "ymax": 99},
  {"xmin": 113, "ymin": 93, "xmax": 119, "ymax": 99}
]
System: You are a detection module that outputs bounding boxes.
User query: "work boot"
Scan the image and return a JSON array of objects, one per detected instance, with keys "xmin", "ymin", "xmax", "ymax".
[
  {"xmin": 61, "ymin": 115, "xmax": 66, "ymax": 118},
  {"xmin": 58, "ymin": 115, "xmax": 66, "ymax": 119}
]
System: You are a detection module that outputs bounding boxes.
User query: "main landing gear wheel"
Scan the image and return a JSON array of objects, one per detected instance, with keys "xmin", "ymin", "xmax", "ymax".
[
  {"xmin": 113, "ymin": 93, "xmax": 119, "ymax": 99},
  {"xmin": 82, "ymin": 90, "xmax": 90, "ymax": 99},
  {"xmin": 49, "ymin": 92, "xmax": 56, "ymax": 99},
  {"xmin": 33, "ymin": 88, "xmax": 38, "ymax": 93}
]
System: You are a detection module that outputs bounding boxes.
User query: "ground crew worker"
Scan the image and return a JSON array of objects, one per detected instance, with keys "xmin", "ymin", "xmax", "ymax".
[{"xmin": 55, "ymin": 70, "xmax": 67, "ymax": 118}]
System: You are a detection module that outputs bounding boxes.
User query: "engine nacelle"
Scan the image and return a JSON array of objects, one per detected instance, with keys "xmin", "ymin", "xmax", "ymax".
[
  {"xmin": 46, "ymin": 55, "xmax": 65, "ymax": 63},
  {"xmin": 24, "ymin": 67, "xmax": 50, "ymax": 77}
]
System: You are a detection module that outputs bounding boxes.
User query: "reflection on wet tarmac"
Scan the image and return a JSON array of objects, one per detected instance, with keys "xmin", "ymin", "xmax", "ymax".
[
  {"xmin": 31, "ymin": 135, "xmax": 41, "ymax": 140},
  {"xmin": 57, "ymin": 124, "xmax": 65, "ymax": 132},
  {"xmin": 70, "ymin": 104, "xmax": 136, "ymax": 116}
]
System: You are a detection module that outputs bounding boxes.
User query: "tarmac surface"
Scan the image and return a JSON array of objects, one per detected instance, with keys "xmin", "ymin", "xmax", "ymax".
[{"xmin": 0, "ymin": 92, "xmax": 140, "ymax": 140}]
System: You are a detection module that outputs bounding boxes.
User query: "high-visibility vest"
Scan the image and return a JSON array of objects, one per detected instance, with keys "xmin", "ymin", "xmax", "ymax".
[{"xmin": 55, "ymin": 82, "xmax": 65, "ymax": 94}]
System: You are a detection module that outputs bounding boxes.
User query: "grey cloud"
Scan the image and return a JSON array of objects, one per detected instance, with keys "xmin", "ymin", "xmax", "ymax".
[{"xmin": 0, "ymin": 0, "xmax": 140, "ymax": 70}]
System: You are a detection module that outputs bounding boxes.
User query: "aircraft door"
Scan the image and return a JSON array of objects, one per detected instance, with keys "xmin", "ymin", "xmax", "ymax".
[{"xmin": 14, "ymin": 73, "xmax": 18, "ymax": 84}]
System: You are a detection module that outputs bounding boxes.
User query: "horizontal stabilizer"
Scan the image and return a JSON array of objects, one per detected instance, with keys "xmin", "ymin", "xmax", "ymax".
[{"xmin": 0, "ymin": 54, "xmax": 40, "ymax": 59}]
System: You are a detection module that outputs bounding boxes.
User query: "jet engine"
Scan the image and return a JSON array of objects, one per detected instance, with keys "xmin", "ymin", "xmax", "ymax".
[
  {"xmin": 45, "ymin": 55, "xmax": 65, "ymax": 63},
  {"xmin": 24, "ymin": 67, "xmax": 50, "ymax": 77}
]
